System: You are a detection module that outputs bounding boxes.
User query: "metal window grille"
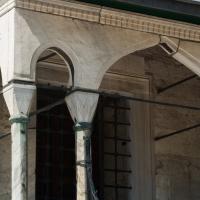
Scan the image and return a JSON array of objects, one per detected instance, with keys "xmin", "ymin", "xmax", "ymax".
[
  {"xmin": 92, "ymin": 96, "xmax": 133, "ymax": 200},
  {"xmin": 36, "ymin": 88, "xmax": 76, "ymax": 200}
]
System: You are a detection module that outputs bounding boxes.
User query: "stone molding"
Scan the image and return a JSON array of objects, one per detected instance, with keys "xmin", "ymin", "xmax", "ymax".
[
  {"xmin": 0, "ymin": 0, "xmax": 200, "ymax": 41},
  {"xmin": 100, "ymin": 9, "xmax": 200, "ymax": 42}
]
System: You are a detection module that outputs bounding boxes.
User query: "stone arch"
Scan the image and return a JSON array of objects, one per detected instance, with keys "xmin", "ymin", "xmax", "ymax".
[
  {"xmin": 97, "ymin": 40, "xmax": 200, "ymax": 92},
  {"xmin": 97, "ymin": 37, "xmax": 200, "ymax": 90},
  {"xmin": 95, "ymin": 36, "xmax": 160, "ymax": 89},
  {"xmin": 31, "ymin": 42, "xmax": 78, "ymax": 87}
]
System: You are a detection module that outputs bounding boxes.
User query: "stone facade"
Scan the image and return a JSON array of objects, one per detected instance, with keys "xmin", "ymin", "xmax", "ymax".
[
  {"xmin": 0, "ymin": 0, "xmax": 199, "ymax": 200},
  {"xmin": 1, "ymin": 45, "xmax": 200, "ymax": 200},
  {"xmin": 136, "ymin": 46, "xmax": 200, "ymax": 200}
]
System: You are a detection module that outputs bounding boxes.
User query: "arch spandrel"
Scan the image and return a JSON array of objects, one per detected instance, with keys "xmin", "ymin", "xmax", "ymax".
[
  {"xmin": 14, "ymin": 8, "xmax": 160, "ymax": 89},
  {"xmin": 97, "ymin": 37, "xmax": 200, "ymax": 89},
  {"xmin": 7, "ymin": 8, "xmax": 200, "ymax": 90}
]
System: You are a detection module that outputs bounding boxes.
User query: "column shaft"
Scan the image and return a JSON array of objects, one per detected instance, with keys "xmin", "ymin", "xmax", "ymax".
[
  {"xmin": 10, "ymin": 115, "xmax": 29, "ymax": 200},
  {"xmin": 75, "ymin": 125, "xmax": 91, "ymax": 200},
  {"xmin": 65, "ymin": 92, "xmax": 99, "ymax": 200}
]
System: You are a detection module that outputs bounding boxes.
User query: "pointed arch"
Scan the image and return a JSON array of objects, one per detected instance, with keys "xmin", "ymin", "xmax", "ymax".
[{"xmin": 31, "ymin": 42, "xmax": 78, "ymax": 88}]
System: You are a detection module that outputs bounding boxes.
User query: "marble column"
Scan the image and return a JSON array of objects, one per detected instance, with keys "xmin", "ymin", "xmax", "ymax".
[
  {"xmin": 65, "ymin": 91, "xmax": 99, "ymax": 200},
  {"xmin": 3, "ymin": 83, "xmax": 36, "ymax": 200}
]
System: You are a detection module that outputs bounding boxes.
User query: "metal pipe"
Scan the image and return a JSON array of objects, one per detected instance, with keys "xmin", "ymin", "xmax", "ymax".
[
  {"xmin": 29, "ymin": 87, "xmax": 200, "ymax": 118},
  {"xmin": 71, "ymin": 88, "xmax": 200, "ymax": 111},
  {"xmin": 1, "ymin": 86, "xmax": 199, "ymax": 144}
]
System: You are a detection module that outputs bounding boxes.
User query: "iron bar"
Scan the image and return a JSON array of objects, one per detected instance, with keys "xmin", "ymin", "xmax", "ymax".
[
  {"xmin": 36, "ymin": 83, "xmax": 67, "ymax": 91},
  {"xmin": 0, "ymin": 133, "xmax": 10, "ymax": 139},
  {"xmin": 1, "ymin": 86, "xmax": 200, "ymax": 141},
  {"xmin": 39, "ymin": 145, "xmax": 75, "ymax": 152},
  {"xmin": 104, "ymin": 169, "xmax": 132, "ymax": 173},
  {"xmin": 104, "ymin": 185, "xmax": 132, "ymax": 190},
  {"xmin": 155, "ymin": 123, "xmax": 200, "ymax": 141},
  {"xmin": 101, "ymin": 120, "xmax": 131, "ymax": 126},
  {"xmin": 29, "ymin": 98, "xmax": 65, "ymax": 117},
  {"xmin": 104, "ymin": 104, "xmax": 130, "ymax": 110},
  {"xmin": 99, "ymin": 97, "xmax": 105, "ymax": 199},
  {"xmin": 104, "ymin": 136, "xmax": 131, "ymax": 142},
  {"xmin": 28, "ymin": 86, "xmax": 200, "ymax": 119},
  {"xmin": 104, "ymin": 152, "xmax": 131, "ymax": 157},
  {"xmin": 29, "ymin": 87, "xmax": 200, "ymax": 119},
  {"xmin": 72, "ymin": 88, "xmax": 200, "ymax": 111},
  {"xmin": 114, "ymin": 99, "xmax": 118, "ymax": 200},
  {"xmin": 1, "ymin": 123, "xmax": 199, "ymax": 142},
  {"xmin": 158, "ymin": 75, "xmax": 197, "ymax": 93},
  {"xmin": 1, "ymin": 81, "xmax": 198, "ymax": 118}
]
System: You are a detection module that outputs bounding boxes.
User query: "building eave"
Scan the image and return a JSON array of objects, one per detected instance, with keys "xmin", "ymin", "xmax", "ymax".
[
  {"xmin": 0, "ymin": 0, "xmax": 200, "ymax": 42},
  {"xmin": 76, "ymin": 0, "xmax": 200, "ymax": 25}
]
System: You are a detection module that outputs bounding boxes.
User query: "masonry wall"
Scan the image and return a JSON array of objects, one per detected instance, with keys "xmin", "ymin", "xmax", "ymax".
[
  {"xmin": 136, "ymin": 46, "xmax": 200, "ymax": 200},
  {"xmin": 153, "ymin": 67, "xmax": 200, "ymax": 200},
  {"xmin": 105, "ymin": 47, "xmax": 200, "ymax": 200}
]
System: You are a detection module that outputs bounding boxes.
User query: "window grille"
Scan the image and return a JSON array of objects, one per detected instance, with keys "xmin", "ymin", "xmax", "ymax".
[
  {"xmin": 36, "ymin": 88, "xmax": 76, "ymax": 200},
  {"xmin": 92, "ymin": 96, "xmax": 133, "ymax": 200},
  {"xmin": 36, "ymin": 89, "xmax": 133, "ymax": 200}
]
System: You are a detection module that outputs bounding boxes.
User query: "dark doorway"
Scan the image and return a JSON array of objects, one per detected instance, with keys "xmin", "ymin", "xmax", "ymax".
[{"xmin": 36, "ymin": 88, "xmax": 76, "ymax": 200}]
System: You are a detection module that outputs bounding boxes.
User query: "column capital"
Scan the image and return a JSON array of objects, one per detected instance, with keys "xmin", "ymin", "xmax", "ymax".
[
  {"xmin": 3, "ymin": 82, "xmax": 36, "ymax": 116},
  {"xmin": 65, "ymin": 91, "xmax": 99, "ymax": 123}
]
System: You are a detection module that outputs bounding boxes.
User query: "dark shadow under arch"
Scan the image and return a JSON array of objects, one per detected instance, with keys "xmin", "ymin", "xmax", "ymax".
[
  {"xmin": 36, "ymin": 47, "xmax": 75, "ymax": 88},
  {"xmin": 35, "ymin": 47, "xmax": 77, "ymax": 200},
  {"xmin": 49, "ymin": 47, "xmax": 75, "ymax": 88}
]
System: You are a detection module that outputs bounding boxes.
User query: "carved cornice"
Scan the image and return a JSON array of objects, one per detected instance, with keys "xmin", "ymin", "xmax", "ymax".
[
  {"xmin": 15, "ymin": 0, "xmax": 100, "ymax": 22},
  {"xmin": 100, "ymin": 9, "xmax": 200, "ymax": 42},
  {"xmin": 0, "ymin": 0, "xmax": 200, "ymax": 42}
]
